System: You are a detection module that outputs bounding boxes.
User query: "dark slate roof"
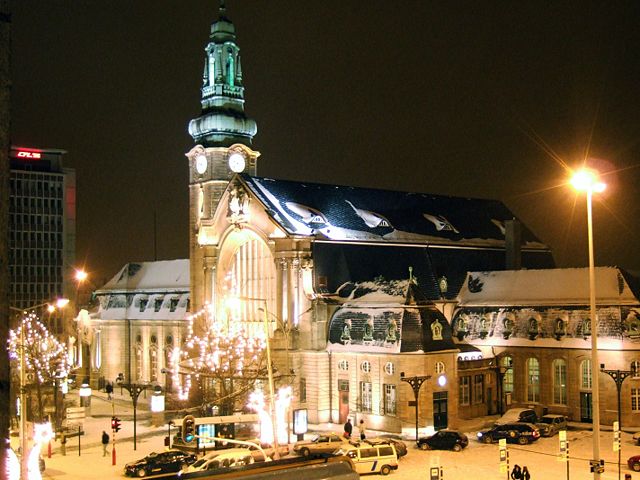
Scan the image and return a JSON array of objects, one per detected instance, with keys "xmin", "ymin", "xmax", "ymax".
[
  {"xmin": 313, "ymin": 242, "xmax": 555, "ymax": 301},
  {"xmin": 326, "ymin": 280, "xmax": 457, "ymax": 353},
  {"xmin": 240, "ymin": 175, "xmax": 550, "ymax": 248}
]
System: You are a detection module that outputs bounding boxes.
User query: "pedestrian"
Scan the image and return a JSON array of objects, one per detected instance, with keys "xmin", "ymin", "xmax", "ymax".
[
  {"xmin": 101, "ymin": 430, "xmax": 110, "ymax": 457},
  {"xmin": 105, "ymin": 382, "xmax": 113, "ymax": 400},
  {"xmin": 521, "ymin": 466, "xmax": 530, "ymax": 480},
  {"xmin": 510, "ymin": 464, "xmax": 522, "ymax": 480},
  {"xmin": 343, "ymin": 418, "xmax": 353, "ymax": 439},
  {"xmin": 359, "ymin": 419, "xmax": 366, "ymax": 440}
]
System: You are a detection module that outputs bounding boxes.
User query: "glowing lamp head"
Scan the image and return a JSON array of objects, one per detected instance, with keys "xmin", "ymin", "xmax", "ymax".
[
  {"xmin": 47, "ymin": 304, "xmax": 56, "ymax": 314},
  {"xmin": 56, "ymin": 298, "xmax": 70, "ymax": 308},
  {"xmin": 437, "ymin": 375, "xmax": 447, "ymax": 387},
  {"xmin": 570, "ymin": 169, "xmax": 606, "ymax": 193},
  {"xmin": 75, "ymin": 269, "xmax": 88, "ymax": 282}
]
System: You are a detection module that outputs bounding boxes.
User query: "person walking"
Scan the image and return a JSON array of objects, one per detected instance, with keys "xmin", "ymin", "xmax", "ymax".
[
  {"xmin": 510, "ymin": 464, "xmax": 522, "ymax": 480},
  {"xmin": 358, "ymin": 419, "xmax": 366, "ymax": 440},
  {"xmin": 105, "ymin": 382, "xmax": 113, "ymax": 400},
  {"xmin": 343, "ymin": 418, "xmax": 353, "ymax": 439},
  {"xmin": 521, "ymin": 466, "xmax": 530, "ymax": 480},
  {"xmin": 101, "ymin": 430, "xmax": 110, "ymax": 457}
]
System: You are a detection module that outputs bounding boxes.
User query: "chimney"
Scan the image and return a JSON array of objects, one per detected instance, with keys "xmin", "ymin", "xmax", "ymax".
[{"xmin": 505, "ymin": 219, "xmax": 522, "ymax": 270}]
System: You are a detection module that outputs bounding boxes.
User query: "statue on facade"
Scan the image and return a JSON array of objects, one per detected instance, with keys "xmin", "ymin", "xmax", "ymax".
[
  {"xmin": 385, "ymin": 317, "xmax": 398, "ymax": 343},
  {"xmin": 363, "ymin": 318, "xmax": 374, "ymax": 343},
  {"xmin": 341, "ymin": 319, "xmax": 352, "ymax": 344}
]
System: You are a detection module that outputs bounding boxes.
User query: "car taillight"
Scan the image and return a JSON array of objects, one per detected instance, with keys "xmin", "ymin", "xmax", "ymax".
[{"xmin": 533, "ymin": 431, "xmax": 540, "ymax": 437}]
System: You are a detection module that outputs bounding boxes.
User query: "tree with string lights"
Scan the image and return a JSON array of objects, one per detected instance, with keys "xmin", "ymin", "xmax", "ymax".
[
  {"xmin": 8, "ymin": 312, "xmax": 71, "ymax": 423},
  {"xmin": 171, "ymin": 305, "xmax": 268, "ymax": 416}
]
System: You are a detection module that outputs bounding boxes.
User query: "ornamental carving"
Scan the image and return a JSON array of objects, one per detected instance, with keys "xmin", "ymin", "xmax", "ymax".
[{"xmin": 227, "ymin": 183, "xmax": 250, "ymax": 226}]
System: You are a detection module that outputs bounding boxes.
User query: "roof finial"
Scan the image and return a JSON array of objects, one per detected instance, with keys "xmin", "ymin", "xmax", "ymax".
[
  {"xmin": 219, "ymin": 0, "xmax": 226, "ymax": 15},
  {"xmin": 408, "ymin": 266, "xmax": 413, "ymax": 283}
]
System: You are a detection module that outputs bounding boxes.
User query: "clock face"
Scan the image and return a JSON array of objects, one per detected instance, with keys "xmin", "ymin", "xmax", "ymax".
[
  {"xmin": 195, "ymin": 154, "xmax": 208, "ymax": 174},
  {"xmin": 228, "ymin": 152, "xmax": 246, "ymax": 173}
]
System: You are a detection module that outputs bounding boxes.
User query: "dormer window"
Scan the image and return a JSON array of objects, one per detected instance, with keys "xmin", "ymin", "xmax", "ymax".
[
  {"xmin": 169, "ymin": 298, "xmax": 179, "ymax": 312},
  {"xmin": 139, "ymin": 299, "xmax": 148, "ymax": 312},
  {"xmin": 154, "ymin": 298, "xmax": 163, "ymax": 312}
]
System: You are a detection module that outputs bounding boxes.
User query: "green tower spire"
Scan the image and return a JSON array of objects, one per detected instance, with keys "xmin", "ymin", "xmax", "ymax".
[{"xmin": 188, "ymin": 2, "xmax": 257, "ymax": 147}]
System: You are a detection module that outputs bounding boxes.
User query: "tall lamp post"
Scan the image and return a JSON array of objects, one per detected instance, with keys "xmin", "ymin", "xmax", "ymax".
[
  {"xmin": 122, "ymin": 383, "xmax": 149, "ymax": 451},
  {"xmin": 571, "ymin": 168, "xmax": 606, "ymax": 479},
  {"xmin": 600, "ymin": 364, "xmax": 634, "ymax": 480},
  {"xmin": 400, "ymin": 373, "xmax": 431, "ymax": 441},
  {"xmin": 11, "ymin": 298, "xmax": 68, "ymax": 480}
]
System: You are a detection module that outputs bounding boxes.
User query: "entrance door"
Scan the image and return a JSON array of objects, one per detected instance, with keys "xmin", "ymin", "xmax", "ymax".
[
  {"xmin": 338, "ymin": 379, "xmax": 350, "ymax": 424},
  {"xmin": 580, "ymin": 392, "xmax": 593, "ymax": 423},
  {"xmin": 433, "ymin": 391, "xmax": 448, "ymax": 430}
]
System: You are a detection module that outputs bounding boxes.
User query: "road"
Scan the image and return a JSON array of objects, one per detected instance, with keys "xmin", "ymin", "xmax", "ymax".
[{"xmin": 40, "ymin": 426, "xmax": 640, "ymax": 480}]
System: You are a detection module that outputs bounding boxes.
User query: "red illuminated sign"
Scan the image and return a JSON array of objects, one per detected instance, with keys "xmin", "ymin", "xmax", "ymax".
[{"xmin": 17, "ymin": 151, "xmax": 41, "ymax": 159}]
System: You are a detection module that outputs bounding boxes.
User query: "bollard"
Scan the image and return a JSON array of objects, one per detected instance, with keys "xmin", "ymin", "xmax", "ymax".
[
  {"xmin": 47, "ymin": 440, "xmax": 52, "ymax": 458},
  {"xmin": 61, "ymin": 434, "xmax": 66, "ymax": 456}
]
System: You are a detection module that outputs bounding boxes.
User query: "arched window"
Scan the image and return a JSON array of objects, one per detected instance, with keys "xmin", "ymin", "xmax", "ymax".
[
  {"xmin": 501, "ymin": 356, "xmax": 514, "ymax": 394},
  {"xmin": 208, "ymin": 54, "xmax": 215, "ymax": 87},
  {"xmin": 553, "ymin": 359, "xmax": 567, "ymax": 404},
  {"xmin": 149, "ymin": 348, "xmax": 158, "ymax": 382},
  {"xmin": 227, "ymin": 53, "xmax": 235, "ymax": 86},
  {"xmin": 526, "ymin": 358, "xmax": 540, "ymax": 402},
  {"xmin": 435, "ymin": 362, "xmax": 446, "ymax": 374},
  {"xmin": 135, "ymin": 344, "xmax": 143, "ymax": 381},
  {"xmin": 580, "ymin": 359, "xmax": 592, "ymax": 390}
]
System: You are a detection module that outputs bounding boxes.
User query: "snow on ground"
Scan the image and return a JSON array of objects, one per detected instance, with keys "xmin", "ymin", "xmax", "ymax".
[{"xmin": 36, "ymin": 391, "xmax": 640, "ymax": 479}]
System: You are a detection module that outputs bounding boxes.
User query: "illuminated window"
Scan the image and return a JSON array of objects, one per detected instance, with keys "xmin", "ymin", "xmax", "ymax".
[
  {"xmin": 136, "ymin": 345, "xmax": 143, "ymax": 381},
  {"xmin": 632, "ymin": 361, "xmax": 640, "ymax": 378},
  {"xmin": 150, "ymin": 348, "xmax": 158, "ymax": 382},
  {"xmin": 459, "ymin": 376, "xmax": 470, "ymax": 405},
  {"xmin": 632, "ymin": 388, "xmax": 640, "ymax": 412},
  {"xmin": 361, "ymin": 361, "xmax": 371, "ymax": 373},
  {"xmin": 338, "ymin": 360, "xmax": 349, "ymax": 371},
  {"xmin": 553, "ymin": 359, "xmax": 567, "ymax": 404},
  {"xmin": 581, "ymin": 360, "xmax": 592, "ymax": 390},
  {"xmin": 360, "ymin": 382, "xmax": 372, "ymax": 412},
  {"xmin": 501, "ymin": 356, "xmax": 514, "ymax": 393},
  {"xmin": 435, "ymin": 362, "xmax": 445, "ymax": 374},
  {"xmin": 384, "ymin": 384, "xmax": 397, "ymax": 415},
  {"xmin": 526, "ymin": 358, "xmax": 540, "ymax": 402}
]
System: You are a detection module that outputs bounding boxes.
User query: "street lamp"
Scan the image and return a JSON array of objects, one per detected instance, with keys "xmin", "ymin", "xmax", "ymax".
[
  {"xmin": 600, "ymin": 364, "xmax": 634, "ymax": 480},
  {"xmin": 121, "ymin": 383, "xmax": 149, "ymax": 451},
  {"xmin": 400, "ymin": 372, "xmax": 431, "ymax": 441},
  {"xmin": 571, "ymin": 167, "xmax": 606, "ymax": 479}
]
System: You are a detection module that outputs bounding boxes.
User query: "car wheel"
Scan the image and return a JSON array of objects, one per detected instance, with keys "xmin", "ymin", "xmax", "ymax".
[
  {"xmin": 452, "ymin": 444, "xmax": 462, "ymax": 452},
  {"xmin": 508, "ymin": 430, "xmax": 517, "ymax": 438},
  {"xmin": 483, "ymin": 435, "xmax": 493, "ymax": 444},
  {"xmin": 381, "ymin": 465, "xmax": 391, "ymax": 476},
  {"xmin": 633, "ymin": 462, "xmax": 640, "ymax": 472},
  {"xmin": 517, "ymin": 436, "xmax": 529, "ymax": 445},
  {"xmin": 419, "ymin": 442, "xmax": 430, "ymax": 451},
  {"xmin": 136, "ymin": 468, "xmax": 147, "ymax": 478},
  {"xmin": 301, "ymin": 447, "xmax": 310, "ymax": 457}
]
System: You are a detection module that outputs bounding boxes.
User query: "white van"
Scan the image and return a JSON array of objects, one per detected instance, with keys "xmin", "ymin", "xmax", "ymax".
[
  {"xmin": 336, "ymin": 442, "xmax": 398, "ymax": 475},
  {"xmin": 183, "ymin": 448, "xmax": 255, "ymax": 473}
]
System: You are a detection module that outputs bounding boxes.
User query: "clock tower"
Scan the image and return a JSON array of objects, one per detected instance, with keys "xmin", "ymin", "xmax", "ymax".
[{"xmin": 187, "ymin": 2, "xmax": 260, "ymax": 311}]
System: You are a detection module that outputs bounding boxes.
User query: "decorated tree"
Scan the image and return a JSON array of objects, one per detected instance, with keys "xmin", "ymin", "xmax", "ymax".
[
  {"xmin": 172, "ymin": 305, "xmax": 268, "ymax": 415},
  {"xmin": 8, "ymin": 312, "xmax": 70, "ymax": 423}
]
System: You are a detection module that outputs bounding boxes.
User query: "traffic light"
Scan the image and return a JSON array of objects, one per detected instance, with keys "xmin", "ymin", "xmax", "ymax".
[
  {"xmin": 182, "ymin": 415, "xmax": 196, "ymax": 444},
  {"xmin": 111, "ymin": 416, "xmax": 121, "ymax": 433}
]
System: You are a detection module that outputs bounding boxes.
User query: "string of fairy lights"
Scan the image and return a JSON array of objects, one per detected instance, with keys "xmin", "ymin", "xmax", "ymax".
[
  {"xmin": 171, "ymin": 302, "xmax": 267, "ymax": 401},
  {"xmin": 8, "ymin": 311, "xmax": 71, "ymax": 385}
]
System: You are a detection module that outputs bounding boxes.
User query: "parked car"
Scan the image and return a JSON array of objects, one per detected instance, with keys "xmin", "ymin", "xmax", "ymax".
[
  {"xmin": 367, "ymin": 437, "xmax": 408, "ymax": 458},
  {"xmin": 477, "ymin": 423, "xmax": 541, "ymax": 445},
  {"xmin": 293, "ymin": 432, "xmax": 351, "ymax": 457},
  {"xmin": 183, "ymin": 449, "xmax": 254, "ymax": 473},
  {"xmin": 628, "ymin": 454, "xmax": 640, "ymax": 471},
  {"xmin": 417, "ymin": 430, "xmax": 469, "ymax": 451},
  {"xmin": 336, "ymin": 442, "xmax": 398, "ymax": 475},
  {"xmin": 632, "ymin": 431, "xmax": 640, "ymax": 445},
  {"xmin": 124, "ymin": 450, "xmax": 197, "ymax": 477},
  {"xmin": 536, "ymin": 414, "xmax": 568, "ymax": 437},
  {"xmin": 496, "ymin": 408, "xmax": 538, "ymax": 425}
]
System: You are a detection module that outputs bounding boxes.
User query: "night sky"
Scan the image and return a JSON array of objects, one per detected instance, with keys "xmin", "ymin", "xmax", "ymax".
[{"xmin": 10, "ymin": 1, "xmax": 640, "ymax": 283}]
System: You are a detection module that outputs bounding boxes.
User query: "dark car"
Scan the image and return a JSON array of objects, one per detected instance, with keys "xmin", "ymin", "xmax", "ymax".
[
  {"xmin": 124, "ymin": 450, "xmax": 197, "ymax": 477},
  {"xmin": 417, "ymin": 430, "xmax": 469, "ymax": 452},
  {"xmin": 629, "ymin": 455, "xmax": 640, "ymax": 472},
  {"xmin": 477, "ymin": 423, "xmax": 540, "ymax": 445},
  {"xmin": 496, "ymin": 408, "xmax": 538, "ymax": 425},
  {"xmin": 366, "ymin": 437, "xmax": 408, "ymax": 458}
]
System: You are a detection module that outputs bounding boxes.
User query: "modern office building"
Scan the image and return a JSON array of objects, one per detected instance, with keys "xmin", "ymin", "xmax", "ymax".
[{"xmin": 9, "ymin": 146, "xmax": 76, "ymax": 332}]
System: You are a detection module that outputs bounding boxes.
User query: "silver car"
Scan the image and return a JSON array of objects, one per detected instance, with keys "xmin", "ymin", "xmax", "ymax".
[{"xmin": 536, "ymin": 414, "xmax": 567, "ymax": 437}]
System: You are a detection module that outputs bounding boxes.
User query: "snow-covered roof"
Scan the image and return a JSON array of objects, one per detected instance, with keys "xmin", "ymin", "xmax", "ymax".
[
  {"xmin": 240, "ymin": 175, "xmax": 550, "ymax": 249},
  {"xmin": 96, "ymin": 259, "xmax": 190, "ymax": 293},
  {"xmin": 458, "ymin": 267, "xmax": 640, "ymax": 307}
]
